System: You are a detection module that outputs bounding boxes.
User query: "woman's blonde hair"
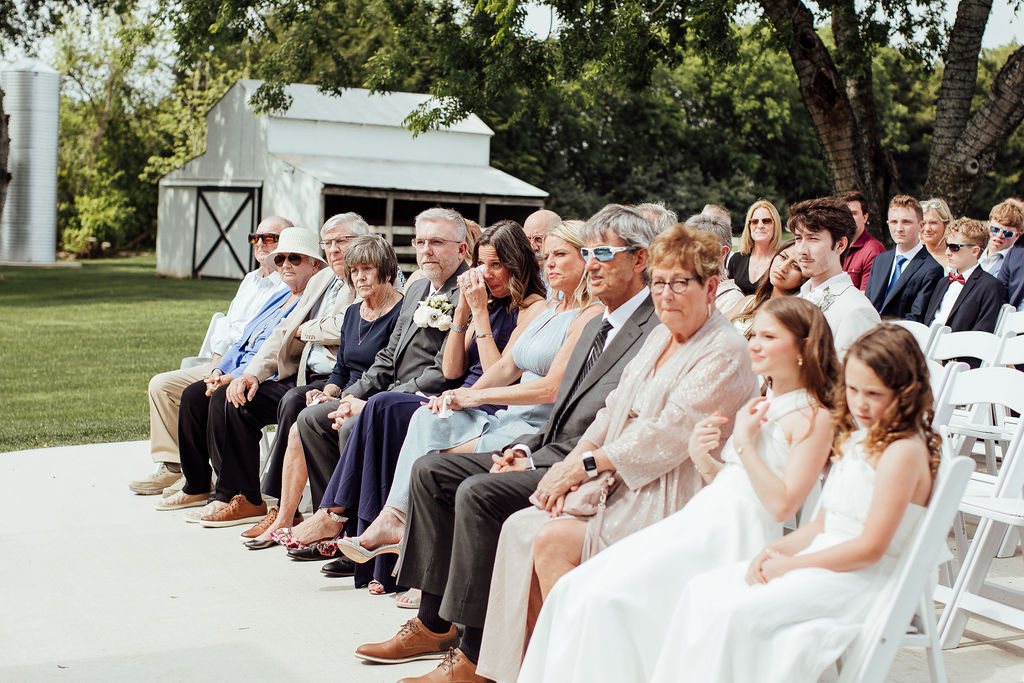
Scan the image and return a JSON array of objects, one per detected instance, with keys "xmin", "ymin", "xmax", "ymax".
[
  {"xmin": 740, "ymin": 199, "xmax": 783, "ymax": 255},
  {"xmin": 545, "ymin": 219, "xmax": 596, "ymax": 308}
]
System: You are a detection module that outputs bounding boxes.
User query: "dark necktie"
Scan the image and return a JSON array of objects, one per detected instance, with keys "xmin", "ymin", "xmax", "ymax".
[
  {"xmin": 948, "ymin": 272, "xmax": 966, "ymax": 285},
  {"xmin": 567, "ymin": 319, "xmax": 614, "ymax": 399}
]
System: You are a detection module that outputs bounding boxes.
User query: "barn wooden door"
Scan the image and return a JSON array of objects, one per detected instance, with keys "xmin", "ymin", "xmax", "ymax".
[{"xmin": 191, "ymin": 186, "xmax": 262, "ymax": 278}]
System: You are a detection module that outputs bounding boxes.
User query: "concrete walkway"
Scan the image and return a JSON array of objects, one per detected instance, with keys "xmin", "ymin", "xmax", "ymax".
[{"xmin": 1, "ymin": 441, "xmax": 1022, "ymax": 682}]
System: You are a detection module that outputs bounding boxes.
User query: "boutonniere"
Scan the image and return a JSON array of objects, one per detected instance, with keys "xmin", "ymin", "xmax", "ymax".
[
  {"xmin": 413, "ymin": 294, "xmax": 455, "ymax": 331},
  {"xmin": 811, "ymin": 285, "xmax": 837, "ymax": 312}
]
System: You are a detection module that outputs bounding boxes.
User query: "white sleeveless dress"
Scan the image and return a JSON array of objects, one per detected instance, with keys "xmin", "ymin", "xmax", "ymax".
[
  {"xmin": 647, "ymin": 430, "xmax": 925, "ymax": 683},
  {"xmin": 516, "ymin": 389, "xmax": 815, "ymax": 683}
]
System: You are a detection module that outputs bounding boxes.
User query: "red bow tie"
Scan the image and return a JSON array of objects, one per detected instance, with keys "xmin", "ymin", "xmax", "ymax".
[{"xmin": 948, "ymin": 272, "xmax": 966, "ymax": 285}]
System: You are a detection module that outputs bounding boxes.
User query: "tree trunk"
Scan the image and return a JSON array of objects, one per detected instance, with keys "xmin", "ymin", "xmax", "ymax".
[
  {"xmin": 925, "ymin": 2, "xmax": 1024, "ymax": 213},
  {"xmin": 0, "ymin": 85, "xmax": 9, "ymax": 230},
  {"xmin": 757, "ymin": 0, "xmax": 895, "ymax": 232}
]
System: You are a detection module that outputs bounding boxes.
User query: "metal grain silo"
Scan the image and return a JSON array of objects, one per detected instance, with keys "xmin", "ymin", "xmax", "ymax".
[{"xmin": 0, "ymin": 59, "xmax": 59, "ymax": 264}]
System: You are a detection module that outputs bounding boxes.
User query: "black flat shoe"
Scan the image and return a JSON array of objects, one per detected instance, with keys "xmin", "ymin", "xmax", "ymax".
[
  {"xmin": 244, "ymin": 538, "xmax": 277, "ymax": 550},
  {"xmin": 287, "ymin": 546, "xmax": 334, "ymax": 561},
  {"xmin": 321, "ymin": 557, "xmax": 356, "ymax": 577}
]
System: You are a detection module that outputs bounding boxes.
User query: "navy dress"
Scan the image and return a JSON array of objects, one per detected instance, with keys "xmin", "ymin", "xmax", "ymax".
[
  {"xmin": 260, "ymin": 300, "xmax": 401, "ymax": 498},
  {"xmin": 322, "ymin": 298, "xmax": 519, "ymax": 591}
]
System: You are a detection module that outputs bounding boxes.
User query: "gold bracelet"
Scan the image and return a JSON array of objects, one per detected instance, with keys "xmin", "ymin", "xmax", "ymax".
[{"xmin": 476, "ymin": 332, "xmax": 493, "ymax": 338}]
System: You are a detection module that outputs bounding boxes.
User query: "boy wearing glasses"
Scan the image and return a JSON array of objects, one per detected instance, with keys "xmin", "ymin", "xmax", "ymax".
[
  {"xmin": 979, "ymin": 201, "xmax": 1024, "ymax": 278},
  {"xmin": 924, "ymin": 218, "xmax": 1006, "ymax": 365}
]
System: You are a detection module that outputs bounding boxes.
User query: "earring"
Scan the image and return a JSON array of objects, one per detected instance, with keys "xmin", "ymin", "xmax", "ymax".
[{"xmin": 797, "ymin": 356, "xmax": 804, "ymax": 367}]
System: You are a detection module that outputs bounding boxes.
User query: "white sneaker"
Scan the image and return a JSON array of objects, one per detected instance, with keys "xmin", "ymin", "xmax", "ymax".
[
  {"xmin": 161, "ymin": 475, "xmax": 186, "ymax": 498},
  {"xmin": 129, "ymin": 464, "xmax": 182, "ymax": 495},
  {"xmin": 155, "ymin": 490, "xmax": 209, "ymax": 511},
  {"xmin": 183, "ymin": 500, "xmax": 227, "ymax": 523}
]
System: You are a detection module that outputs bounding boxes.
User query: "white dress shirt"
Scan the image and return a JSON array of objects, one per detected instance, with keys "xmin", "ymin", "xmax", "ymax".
[
  {"xmin": 980, "ymin": 249, "xmax": 1007, "ymax": 278},
  {"xmin": 885, "ymin": 242, "xmax": 923, "ymax": 287},
  {"xmin": 932, "ymin": 264, "xmax": 977, "ymax": 325},
  {"xmin": 602, "ymin": 286, "xmax": 650, "ymax": 350}
]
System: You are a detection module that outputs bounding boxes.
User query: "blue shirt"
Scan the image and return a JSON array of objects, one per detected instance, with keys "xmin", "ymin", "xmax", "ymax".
[{"xmin": 216, "ymin": 289, "xmax": 299, "ymax": 375}]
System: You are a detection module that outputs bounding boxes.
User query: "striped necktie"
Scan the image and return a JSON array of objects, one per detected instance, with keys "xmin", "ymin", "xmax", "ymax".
[{"xmin": 567, "ymin": 319, "xmax": 614, "ymax": 399}]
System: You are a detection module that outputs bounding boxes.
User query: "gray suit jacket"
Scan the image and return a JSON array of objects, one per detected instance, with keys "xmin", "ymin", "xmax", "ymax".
[
  {"xmin": 518, "ymin": 295, "xmax": 660, "ymax": 467},
  {"xmin": 344, "ymin": 263, "xmax": 468, "ymax": 399}
]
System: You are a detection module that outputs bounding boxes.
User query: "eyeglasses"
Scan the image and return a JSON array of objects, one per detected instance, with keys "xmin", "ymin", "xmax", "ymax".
[
  {"xmin": 749, "ymin": 218, "xmax": 774, "ymax": 226},
  {"xmin": 580, "ymin": 245, "xmax": 638, "ymax": 262},
  {"xmin": 525, "ymin": 235, "xmax": 546, "ymax": 247},
  {"xmin": 248, "ymin": 233, "xmax": 280, "ymax": 245},
  {"xmin": 320, "ymin": 236, "xmax": 357, "ymax": 249},
  {"xmin": 273, "ymin": 253, "xmax": 306, "ymax": 267},
  {"xmin": 412, "ymin": 237, "xmax": 462, "ymax": 250},
  {"xmin": 650, "ymin": 277, "xmax": 701, "ymax": 294},
  {"xmin": 946, "ymin": 243, "xmax": 979, "ymax": 253},
  {"xmin": 990, "ymin": 224, "xmax": 1018, "ymax": 239}
]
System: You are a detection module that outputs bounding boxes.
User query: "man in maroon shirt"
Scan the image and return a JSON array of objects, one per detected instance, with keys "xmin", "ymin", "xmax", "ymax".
[{"xmin": 838, "ymin": 190, "xmax": 886, "ymax": 290}]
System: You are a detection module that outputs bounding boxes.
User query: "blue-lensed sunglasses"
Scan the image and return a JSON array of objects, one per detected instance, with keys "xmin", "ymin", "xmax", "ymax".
[
  {"xmin": 580, "ymin": 245, "xmax": 638, "ymax": 262},
  {"xmin": 990, "ymin": 224, "xmax": 1018, "ymax": 239}
]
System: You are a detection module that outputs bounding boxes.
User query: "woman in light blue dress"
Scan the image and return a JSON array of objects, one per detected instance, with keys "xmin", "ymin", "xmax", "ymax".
[{"xmin": 337, "ymin": 220, "xmax": 604, "ymax": 566}]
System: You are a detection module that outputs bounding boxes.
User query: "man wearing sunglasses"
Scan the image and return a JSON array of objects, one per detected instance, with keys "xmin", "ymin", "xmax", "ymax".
[
  {"xmin": 995, "ymin": 200, "xmax": 1024, "ymax": 309},
  {"xmin": 979, "ymin": 200, "xmax": 1024, "ymax": 278},
  {"xmin": 356, "ymin": 204, "xmax": 661, "ymax": 682},
  {"xmin": 923, "ymin": 218, "xmax": 1005, "ymax": 366},
  {"xmin": 864, "ymin": 194, "xmax": 943, "ymax": 322},
  {"xmin": 130, "ymin": 215, "xmax": 292, "ymax": 497}
]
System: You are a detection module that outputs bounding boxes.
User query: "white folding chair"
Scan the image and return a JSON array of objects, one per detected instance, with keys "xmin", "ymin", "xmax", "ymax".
[
  {"xmin": 927, "ymin": 328, "xmax": 1007, "ymax": 367},
  {"xmin": 893, "ymin": 319, "xmax": 932, "ymax": 354},
  {"xmin": 938, "ymin": 420, "xmax": 1024, "ymax": 648},
  {"xmin": 180, "ymin": 311, "xmax": 225, "ymax": 370},
  {"xmin": 941, "ymin": 363, "xmax": 1021, "ymax": 474},
  {"xmin": 929, "ymin": 361, "xmax": 965, "ymax": 430},
  {"xmin": 837, "ymin": 456, "xmax": 974, "ymax": 683},
  {"xmin": 995, "ymin": 303, "xmax": 1024, "ymax": 335}
]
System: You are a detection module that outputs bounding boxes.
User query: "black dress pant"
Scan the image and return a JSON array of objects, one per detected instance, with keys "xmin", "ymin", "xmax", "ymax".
[
  {"xmin": 212, "ymin": 376, "xmax": 299, "ymax": 504},
  {"xmin": 177, "ymin": 380, "xmax": 226, "ymax": 496},
  {"xmin": 395, "ymin": 451, "xmax": 545, "ymax": 629},
  {"xmin": 260, "ymin": 377, "xmax": 329, "ymax": 499},
  {"xmin": 295, "ymin": 400, "xmax": 356, "ymax": 508}
]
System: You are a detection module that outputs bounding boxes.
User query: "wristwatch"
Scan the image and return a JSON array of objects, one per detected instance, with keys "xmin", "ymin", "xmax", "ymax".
[{"xmin": 582, "ymin": 451, "xmax": 599, "ymax": 478}]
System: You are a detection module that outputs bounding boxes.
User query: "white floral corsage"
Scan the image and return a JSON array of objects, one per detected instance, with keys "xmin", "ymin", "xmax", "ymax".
[
  {"xmin": 413, "ymin": 295, "xmax": 455, "ymax": 331},
  {"xmin": 809, "ymin": 285, "xmax": 837, "ymax": 313}
]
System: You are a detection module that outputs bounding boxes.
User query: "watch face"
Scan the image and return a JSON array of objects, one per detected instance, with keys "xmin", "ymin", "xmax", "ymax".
[{"xmin": 583, "ymin": 455, "xmax": 597, "ymax": 472}]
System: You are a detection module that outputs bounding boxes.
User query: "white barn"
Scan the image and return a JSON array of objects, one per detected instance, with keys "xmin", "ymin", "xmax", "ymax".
[{"xmin": 157, "ymin": 80, "xmax": 547, "ymax": 278}]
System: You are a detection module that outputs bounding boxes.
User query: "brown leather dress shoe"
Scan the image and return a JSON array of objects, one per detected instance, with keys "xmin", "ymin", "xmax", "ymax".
[
  {"xmin": 199, "ymin": 494, "xmax": 268, "ymax": 528},
  {"xmin": 354, "ymin": 618, "xmax": 459, "ymax": 664},
  {"xmin": 397, "ymin": 648, "xmax": 488, "ymax": 683}
]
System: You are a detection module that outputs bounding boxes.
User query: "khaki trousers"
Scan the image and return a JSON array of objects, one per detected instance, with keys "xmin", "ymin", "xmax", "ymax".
[{"xmin": 148, "ymin": 365, "xmax": 209, "ymax": 464}]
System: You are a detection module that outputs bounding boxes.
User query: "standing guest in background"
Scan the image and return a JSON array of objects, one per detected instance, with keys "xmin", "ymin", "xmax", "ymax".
[
  {"xmin": 864, "ymin": 195, "xmax": 943, "ymax": 321},
  {"xmin": 792, "ymin": 197, "xmax": 880, "ymax": 356},
  {"xmin": 635, "ymin": 202, "xmax": 678, "ymax": 234},
  {"xmin": 920, "ymin": 198, "xmax": 953, "ymax": 266},
  {"xmin": 728, "ymin": 199, "xmax": 782, "ymax": 296},
  {"xmin": 522, "ymin": 210, "xmax": 561, "ymax": 262},
  {"xmin": 839, "ymin": 191, "xmax": 885, "ymax": 290},
  {"xmin": 729, "ymin": 239, "xmax": 807, "ymax": 337},
  {"xmin": 979, "ymin": 200, "xmax": 1024, "ymax": 278},
  {"xmin": 685, "ymin": 213, "xmax": 744, "ymax": 314},
  {"xmin": 923, "ymin": 218, "xmax": 1006, "ymax": 366},
  {"xmin": 131, "ymin": 215, "xmax": 291, "ymax": 496}
]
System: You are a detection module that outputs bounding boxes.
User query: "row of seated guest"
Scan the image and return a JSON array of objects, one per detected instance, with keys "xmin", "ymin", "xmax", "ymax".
[{"xmin": 349, "ymin": 207, "xmax": 934, "ymax": 683}]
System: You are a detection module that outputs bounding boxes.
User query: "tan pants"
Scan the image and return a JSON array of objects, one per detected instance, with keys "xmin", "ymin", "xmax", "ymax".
[{"xmin": 148, "ymin": 365, "xmax": 210, "ymax": 464}]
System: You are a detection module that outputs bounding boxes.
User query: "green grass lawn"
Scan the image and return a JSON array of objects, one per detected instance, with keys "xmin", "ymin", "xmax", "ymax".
[{"xmin": 0, "ymin": 254, "xmax": 239, "ymax": 452}]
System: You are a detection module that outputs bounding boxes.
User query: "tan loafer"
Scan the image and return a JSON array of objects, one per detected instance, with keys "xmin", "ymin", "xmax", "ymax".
[
  {"xmin": 354, "ymin": 618, "xmax": 459, "ymax": 664},
  {"xmin": 397, "ymin": 648, "xmax": 487, "ymax": 683},
  {"xmin": 240, "ymin": 507, "xmax": 303, "ymax": 539},
  {"xmin": 199, "ymin": 494, "xmax": 268, "ymax": 528}
]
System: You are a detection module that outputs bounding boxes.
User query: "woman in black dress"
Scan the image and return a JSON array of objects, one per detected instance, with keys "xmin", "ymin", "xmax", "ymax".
[{"xmin": 727, "ymin": 199, "xmax": 783, "ymax": 295}]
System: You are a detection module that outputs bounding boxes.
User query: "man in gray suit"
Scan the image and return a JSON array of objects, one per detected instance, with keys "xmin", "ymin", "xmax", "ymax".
[
  {"xmin": 354, "ymin": 205, "xmax": 661, "ymax": 683},
  {"xmin": 288, "ymin": 208, "xmax": 470, "ymax": 544}
]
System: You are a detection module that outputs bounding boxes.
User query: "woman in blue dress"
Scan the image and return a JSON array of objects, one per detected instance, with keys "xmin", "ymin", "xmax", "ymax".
[{"xmin": 335, "ymin": 221, "xmax": 603, "ymax": 584}]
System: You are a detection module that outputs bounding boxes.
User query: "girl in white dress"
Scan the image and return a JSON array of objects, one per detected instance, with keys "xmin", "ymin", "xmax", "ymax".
[
  {"xmin": 647, "ymin": 324, "xmax": 940, "ymax": 682},
  {"xmin": 515, "ymin": 296, "xmax": 839, "ymax": 683}
]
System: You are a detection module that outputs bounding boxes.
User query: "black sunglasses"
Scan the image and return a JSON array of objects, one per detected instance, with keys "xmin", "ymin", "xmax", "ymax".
[
  {"xmin": 273, "ymin": 253, "xmax": 305, "ymax": 267},
  {"xmin": 946, "ymin": 243, "xmax": 979, "ymax": 253},
  {"xmin": 248, "ymin": 233, "xmax": 280, "ymax": 245}
]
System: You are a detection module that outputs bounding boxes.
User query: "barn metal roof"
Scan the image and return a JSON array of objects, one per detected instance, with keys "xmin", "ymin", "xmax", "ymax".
[
  {"xmin": 273, "ymin": 153, "xmax": 548, "ymax": 198},
  {"xmin": 239, "ymin": 80, "xmax": 494, "ymax": 136}
]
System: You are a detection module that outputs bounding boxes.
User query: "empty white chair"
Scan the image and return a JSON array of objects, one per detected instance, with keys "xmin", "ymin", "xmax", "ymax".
[
  {"xmin": 837, "ymin": 456, "xmax": 975, "ymax": 683},
  {"xmin": 927, "ymin": 328, "xmax": 1007, "ymax": 367},
  {"xmin": 893, "ymin": 319, "xmax": 932, "ymax": 353},
  {"xmin": 995, "ymin": 303, "xmax": 1024, "ymax": 335}
]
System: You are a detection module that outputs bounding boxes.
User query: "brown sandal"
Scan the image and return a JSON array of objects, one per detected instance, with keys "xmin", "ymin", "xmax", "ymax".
[{"xmin": 368, "ymin": 580, "xmax": 387, "ymax": 595}]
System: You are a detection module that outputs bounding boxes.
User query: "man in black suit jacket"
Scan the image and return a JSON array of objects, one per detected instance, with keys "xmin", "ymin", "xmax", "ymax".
[
  {"xmin": 354, "ymin": 204, "xmax": 661, "ymax": 681},
  {"xmin": 293, "ymin": 208, "xmax": 470, "ymax": 517},
  {"xmin": 865, "ymin": 195, "xmax": 944, "ymax": 321},
  {"xmin": 924, "ymin": 218, "xmax": 1007, "ymax": 366}
]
